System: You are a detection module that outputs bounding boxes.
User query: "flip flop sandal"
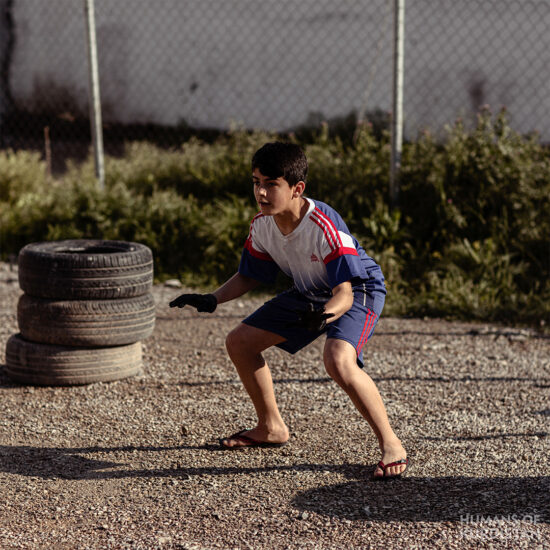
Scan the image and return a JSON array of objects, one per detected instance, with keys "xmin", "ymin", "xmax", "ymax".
[
  {"xmin": 219, "ymin": 429, "xmax": 288, "ymax": 450},
  {"xmin": 372, "ymin": 457, "xmax": 409, "ymax": 481}
]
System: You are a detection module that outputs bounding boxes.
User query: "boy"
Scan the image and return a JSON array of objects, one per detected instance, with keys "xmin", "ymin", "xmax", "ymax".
[{"xmin": 170, "ymin": 142, "xmax": 408, "ymax": 479}]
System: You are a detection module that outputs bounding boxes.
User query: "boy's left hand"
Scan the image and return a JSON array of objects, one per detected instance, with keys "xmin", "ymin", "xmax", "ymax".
[
  {"xmin": 288, "ymin": 303, "xmax": 334, "ymax": 331},
  {"xmin": 169, "ymin": 293, "xmax": 217, "ymax": 312}
]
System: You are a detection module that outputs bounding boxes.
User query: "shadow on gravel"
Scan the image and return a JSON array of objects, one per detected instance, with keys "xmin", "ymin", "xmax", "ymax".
[
  {"xmin": 1, "ymin": 370, "xmax": 548, "ymax": 389},
  {"xmin": 291, "ymin": 475, "xmax": 550, "ymax": 523},
  {"xmin": 0, "ymin": 444, "xmax": 548, "ymax": 524}
]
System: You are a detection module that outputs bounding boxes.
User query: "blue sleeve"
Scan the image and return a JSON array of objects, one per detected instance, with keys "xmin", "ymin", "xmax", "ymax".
[
  {"xmin": 325, "ymin": 252, "xmax": 365, "ymax": 288},
  {"xmin": 238, "ymin": 244, "xmax": 280, "ymax": 284}
]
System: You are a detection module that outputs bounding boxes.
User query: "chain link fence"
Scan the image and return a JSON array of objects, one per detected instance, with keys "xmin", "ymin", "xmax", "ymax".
[
  {"xmin": 1, "ymin": 0, "xmax": 549, "ymax": 172},
  {"xmin": 405, "ymin": 0, "xmax": 550, "ymax": 138}
]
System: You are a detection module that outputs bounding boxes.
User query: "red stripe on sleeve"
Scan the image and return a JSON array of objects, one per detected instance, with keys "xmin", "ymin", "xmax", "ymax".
[
  {"xmin": 244, "ymin": 236, "xmax": 274, "ymax": 261},
  {"xmin": 323, "ymin": 247, "xmax": 359, "ymax": 264}
]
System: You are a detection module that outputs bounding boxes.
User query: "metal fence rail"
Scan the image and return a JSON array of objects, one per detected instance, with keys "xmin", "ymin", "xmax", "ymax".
[{"xmin": 0, "ymin": 0, "xmax": 548, "ymax": 174}]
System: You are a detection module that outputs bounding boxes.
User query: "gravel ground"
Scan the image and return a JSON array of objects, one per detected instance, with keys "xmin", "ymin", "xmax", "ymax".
[{"xmin": 0, "ymin": 261, "xmax": 548, "ymax": 549}]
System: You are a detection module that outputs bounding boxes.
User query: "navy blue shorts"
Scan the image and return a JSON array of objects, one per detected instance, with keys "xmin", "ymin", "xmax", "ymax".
[{"xmin": 242, "ymin": 288, "xmax": 382, "ymax": 368}]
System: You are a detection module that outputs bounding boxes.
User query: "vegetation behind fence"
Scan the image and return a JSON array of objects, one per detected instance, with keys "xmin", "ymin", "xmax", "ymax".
[{"xmin": 1, "ymin": 110, "xmax": 548, "ymax": 327}]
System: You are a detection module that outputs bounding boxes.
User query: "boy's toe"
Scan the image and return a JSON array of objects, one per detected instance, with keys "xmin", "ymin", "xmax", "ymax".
[
  {"xmin": 372, "ymin": 461, "xmax": 385, "ymax": 479},
  {"xmin": 372, "ymin": 457, "xmax": 409, "ymax": 480},
  {"xmin": 219, "ymin": 431, "xmax": 250, "ymax": 448},
  {"xmin": 387, "ymin": 463, "xmax": 405, "ymax": 476},
  {"xmin": 219, "ymin": 429, "xmax": 288, "ymax": 449}
]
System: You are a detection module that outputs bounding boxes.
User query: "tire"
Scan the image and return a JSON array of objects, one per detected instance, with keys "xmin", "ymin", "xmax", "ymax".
[
  {"xmin": 17, "ymin": 293, "xmax": 156, "ymax": 347},
  {"xmin": 18, "ymin": 239, "xmax": 153, "ymax": 300},
  {"xmin": 5, "ymin": 334, "xmax": 142, "ymax": 386}
]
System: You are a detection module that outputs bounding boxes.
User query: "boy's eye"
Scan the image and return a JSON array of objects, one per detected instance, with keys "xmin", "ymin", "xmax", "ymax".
[{"xmin": 253, "ymin": 180, "xmax": 276, "ymax": 187}]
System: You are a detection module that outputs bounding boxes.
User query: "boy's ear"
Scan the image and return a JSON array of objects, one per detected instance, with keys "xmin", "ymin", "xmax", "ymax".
[{"xmin": 293, "ymin": 180, "xmax": 306, "ymax": 197}]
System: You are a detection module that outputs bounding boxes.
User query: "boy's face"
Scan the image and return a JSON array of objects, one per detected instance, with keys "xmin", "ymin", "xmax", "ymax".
[{"xmin": 252, "ymin": 168, "xmax": 304, "ymax": 216}]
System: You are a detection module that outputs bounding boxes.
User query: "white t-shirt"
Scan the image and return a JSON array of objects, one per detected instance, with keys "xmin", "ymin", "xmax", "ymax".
[{"xmin": 239, "ymin": 198, "xmax": 386, "ymax": 312}]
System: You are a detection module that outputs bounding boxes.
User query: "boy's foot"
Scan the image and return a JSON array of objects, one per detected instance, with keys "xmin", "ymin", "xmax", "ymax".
[
  {"xmin": 373, "ymin": 441, "xmax": 408, "ymax": 479},
  {"xmin": 219, "ymin": 427, "xmax": 289, "ymax": 449}
]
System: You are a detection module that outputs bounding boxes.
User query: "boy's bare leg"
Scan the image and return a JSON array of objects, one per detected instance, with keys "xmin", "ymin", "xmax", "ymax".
[
  {"xmin": 222, "ymin": 323, "xmax": 289, "ymax": 447},
  {"xmin": 324, "ymin": 338, "xmax": 407, "ymax": 477}
]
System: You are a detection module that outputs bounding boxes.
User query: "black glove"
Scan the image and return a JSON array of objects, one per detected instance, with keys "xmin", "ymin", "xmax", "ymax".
[
  {"xmin": 169, "ymin": 293, "xmax": 217, "ymax": 313},
  {"xmin": 287, "ymin": 303, "xmax": 334, "ymax": 332}
]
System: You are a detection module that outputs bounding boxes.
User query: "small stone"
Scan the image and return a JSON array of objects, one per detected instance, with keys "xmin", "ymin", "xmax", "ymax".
[{"xmin": 164, "ymin": 279, "xmax": 182, "ymax": 288}]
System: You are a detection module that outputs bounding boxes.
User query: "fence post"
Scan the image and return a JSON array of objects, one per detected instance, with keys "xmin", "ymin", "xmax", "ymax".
[
  {"xmin": 83, "ymin": 0, "xmax": 105, "ymax": 189},
  {"xmin": 390, "ymin": 0, "xmax": 405, "ymax": 208},
  {"xmin": 0, "ymin": 0, "xmax": 14, "ymax": 148}
]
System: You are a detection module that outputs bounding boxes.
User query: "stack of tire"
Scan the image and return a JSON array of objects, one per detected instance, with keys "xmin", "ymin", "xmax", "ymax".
[{"xmin": 5, "ymin": 240, "xmax": 155, "ymax": 386}]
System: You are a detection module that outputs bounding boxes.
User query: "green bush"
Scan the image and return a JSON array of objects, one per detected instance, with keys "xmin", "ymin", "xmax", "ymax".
[
  {"xmin": 0, "ymin": 150, "xmax": 48, "ymax": 203},
  {"xmin": 1, "ymin": 110, "xmax": 548, "ymax": 327},
  {"xmin": 103, "ymin": 129, "xmax": 275, "ymax": 201},
  {"xmin": 305, "ymin": 123, "xmax": 389, "ymax": 229},
  {"xmin": 398, "ymin": 109, "xmax": 550, "ymax": 324}
]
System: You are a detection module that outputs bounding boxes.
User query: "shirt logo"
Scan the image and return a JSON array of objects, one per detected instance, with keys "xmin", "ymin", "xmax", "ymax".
[{"xmin": 310, "ymin": 253, "xmax": 320, "ymax": 262}]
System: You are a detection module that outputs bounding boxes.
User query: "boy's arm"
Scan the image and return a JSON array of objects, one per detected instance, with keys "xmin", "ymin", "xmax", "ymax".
[
  {"xmin": 212, "ymin": 272, "xmax": 260, "ymax": 304},
  {"xmin": 169, "ymin": 272, "xmax": 259, "ymax": 311},
  {"xmin": 324, "ymin": 280, "xmax": 354, "ymax": 322}
]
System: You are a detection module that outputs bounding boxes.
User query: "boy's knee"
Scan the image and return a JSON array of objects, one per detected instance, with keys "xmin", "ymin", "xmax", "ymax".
[
  {"xmin": 226, "ymin": 323, "xmax": 286, "ymax": 359},
  {"xmin": 324, "ymin": 355, "xmax": 345, "ymax": 385},
  {"xmin": 323, "ymin": 340, "xmax": 357, "ymax": 386},
  {"xmin": 225, "ymin": 325, "xmax": 247, "ymax": 354},
  {"xmin": 225, "ymin": 323, "xmax": 267, "ymax": 357}
]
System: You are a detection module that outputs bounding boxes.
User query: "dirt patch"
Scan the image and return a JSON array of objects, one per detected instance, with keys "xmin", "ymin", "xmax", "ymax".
[{"xmin": 0, "ymin": 263, "xmax": 548, "ymax": 549}]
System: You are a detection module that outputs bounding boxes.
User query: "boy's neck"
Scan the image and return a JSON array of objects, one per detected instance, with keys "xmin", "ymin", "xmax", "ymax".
[{"xmin": 274, "ymin": 197, "xmax": 308, "ymax": 236}]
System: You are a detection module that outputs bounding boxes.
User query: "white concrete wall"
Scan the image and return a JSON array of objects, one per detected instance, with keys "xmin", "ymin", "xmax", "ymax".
[{"xmin": 9, "ymin": 0, "xmax": 550, "ymax": 139}]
